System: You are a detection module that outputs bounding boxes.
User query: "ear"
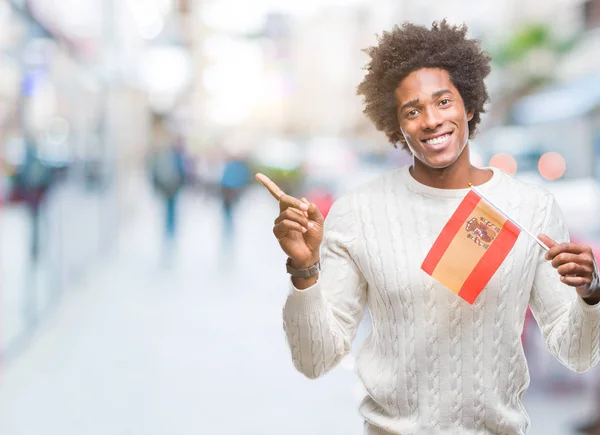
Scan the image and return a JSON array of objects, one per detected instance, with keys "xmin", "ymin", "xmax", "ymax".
[
  {"xmin": 394, "ymin": 131, "xmax": 407, "ymax": 148},
  {"xmin": 467, "ymin": 110, "xmax": 474, "ymax": 122}
]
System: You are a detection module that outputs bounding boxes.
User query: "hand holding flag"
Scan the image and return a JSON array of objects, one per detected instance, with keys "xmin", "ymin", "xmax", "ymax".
[
  {"xmin": 539, "ymin": 234, "xmax": 600, "ymax": 301},
  {"xmin": 422, "ymin": 184, "xmax": 600, "ymax": 304}
]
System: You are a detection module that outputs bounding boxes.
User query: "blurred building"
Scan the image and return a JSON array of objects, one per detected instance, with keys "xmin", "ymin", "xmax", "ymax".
[
  {"xmin": 0, "ymin": 0, "xmax": 188, "ymax": 361},
  {"xmin": 501, "ymin": 0, "xmax": 600, "ymax": 185}
]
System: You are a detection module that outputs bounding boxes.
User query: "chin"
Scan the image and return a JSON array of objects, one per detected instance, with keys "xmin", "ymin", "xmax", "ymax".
[{"xmin": 423, "ymin": 154, "xmax": 459, "ymax": 170}]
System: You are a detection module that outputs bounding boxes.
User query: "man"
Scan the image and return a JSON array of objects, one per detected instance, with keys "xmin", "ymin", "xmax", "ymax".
[
  {"xmin": 257, "ymin": 20, "xmax": 600, "ymax": 434},
  {"xmin": 14, "ymin": 136, "xmax": 54, "ymax": 263},
  {"xmin": 219, "ymin": 154, "xmax": 251, "ymax": 236},
  {"xmin": 150, "ymin": 135, "xmax": 187, "ymax": 246}
]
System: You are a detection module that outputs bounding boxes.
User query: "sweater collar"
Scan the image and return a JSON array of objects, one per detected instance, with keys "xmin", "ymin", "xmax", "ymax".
[{"xmin": 400, "ymin": 164, "xmax": 503, "ymax": 199}]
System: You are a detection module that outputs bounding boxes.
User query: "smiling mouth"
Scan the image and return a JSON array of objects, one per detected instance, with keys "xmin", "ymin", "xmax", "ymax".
[{"xmin": 422, "ymin": 132, "xmax": 452, "ymax": 146}]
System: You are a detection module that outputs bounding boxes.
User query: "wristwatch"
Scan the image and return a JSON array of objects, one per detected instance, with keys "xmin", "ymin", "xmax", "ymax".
[{"xmin": 286, "ymin": 258, "xmax": 321, "ymax": 278}]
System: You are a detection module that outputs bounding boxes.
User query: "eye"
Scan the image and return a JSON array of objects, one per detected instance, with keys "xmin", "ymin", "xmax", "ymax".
[
  {"xmin": 406, "ymin": 109, "xmax": 419, "ymax": 118},
  {"xmin": 439, "ymin": 98, "xmax": 450, "ymax": 106}
]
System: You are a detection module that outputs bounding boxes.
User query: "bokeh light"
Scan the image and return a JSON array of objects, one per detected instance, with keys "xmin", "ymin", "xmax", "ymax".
[
  {"xmin": 489, "ymin": 153, "xmax": 518, "ymax": 175},
  {"xmin": 538, "ymin": 152, "xmax": 566, "ymax": 181}
]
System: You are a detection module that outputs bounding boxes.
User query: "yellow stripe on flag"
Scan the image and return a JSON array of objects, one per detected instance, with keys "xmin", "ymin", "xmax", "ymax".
[{"xmin": 431, "ymin": 200, "xmax": 507, "ymax": 294}]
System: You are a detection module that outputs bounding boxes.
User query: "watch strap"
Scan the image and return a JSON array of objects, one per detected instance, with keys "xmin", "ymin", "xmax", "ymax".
[{"xmin": 286, "ymin": 258, "xmax": 321, "ymax": 278}]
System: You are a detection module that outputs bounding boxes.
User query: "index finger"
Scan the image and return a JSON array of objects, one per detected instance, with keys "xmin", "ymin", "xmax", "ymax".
[
  {"xmin": 255, "ymin": 173, "xmax": 308, "ymax": 212},
  {"xmin": 255, "ymin": 173, "xmax": 284, "ymax": 200},
  {"xmin": 547, "ymin": 243, "xmax": 590, "ymax": 260}
]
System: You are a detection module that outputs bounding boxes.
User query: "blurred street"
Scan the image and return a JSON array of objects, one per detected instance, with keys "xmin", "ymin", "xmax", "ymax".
[
  {"xmin": 0, "ymin": 179, "xmax": 596, "ymax": 435},
  {"xmin": 0, "ymin": 181, "xmax": 366, "ymax": 434},
  {"xmin": 1, "ymin": 0, "xmax": 600, "ymax": 433}
]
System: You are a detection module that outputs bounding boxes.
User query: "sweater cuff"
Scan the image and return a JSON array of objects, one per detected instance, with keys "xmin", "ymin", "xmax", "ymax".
[
  {"xmin": 576, "ymin": 295, "xmax": 600, "ymax": 321},
  {"xmin": 285, "ymin": 280, "xmax": 325, "ymax": 316}
]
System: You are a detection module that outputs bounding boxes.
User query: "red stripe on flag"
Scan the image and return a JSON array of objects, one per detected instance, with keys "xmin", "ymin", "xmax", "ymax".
[
  {"xmin": 458, "ymin": 219, "xmax": 520, "ymax": 304},
  {"xmin": 421, "ymin": 190, "xmax": 481, "ymax": 275}
]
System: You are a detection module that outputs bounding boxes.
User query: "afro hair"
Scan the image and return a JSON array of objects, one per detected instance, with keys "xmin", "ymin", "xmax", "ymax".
[{"xmin": 356, "ymin": 19, "xmax": 492, "ymax": 148}]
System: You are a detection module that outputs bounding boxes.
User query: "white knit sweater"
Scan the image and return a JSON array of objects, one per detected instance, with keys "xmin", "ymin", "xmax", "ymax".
[{"xmin": 282, "ymin": 165, "xmax": 600, "ymax": 435}]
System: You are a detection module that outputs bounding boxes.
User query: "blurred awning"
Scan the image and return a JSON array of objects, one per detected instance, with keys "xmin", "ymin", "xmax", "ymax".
[
  {"xmin": 303, "ymin": 137, "xmax": 358, "ymax": 179},
  {"xmin": 252, "ymin": 138, "xmax": 303, "ymax": 171},
  {"xmin": 511, "ymin": 72, "xmax": 600, "ymax": 125}
]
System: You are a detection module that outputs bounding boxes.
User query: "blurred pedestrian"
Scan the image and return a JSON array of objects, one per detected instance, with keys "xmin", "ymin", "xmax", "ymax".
[
  {"xmin": 257, "ymin": 20, "xmax": 600, "ymax": 435},
  {"xmin": 13, "ymin": 135, "xmax": 53, "ymax": 263},
  {"xmin": 150, "ymin": 135, "xmax": 187, "ymax": 248},
  {"xmin": 219, "ymin": 156, "xmax": 251, "ymax": 237}
]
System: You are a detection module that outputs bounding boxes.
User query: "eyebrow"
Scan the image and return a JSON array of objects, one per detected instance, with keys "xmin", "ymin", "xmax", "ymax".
[{"xmin": 399, "ymin": 89, "xmax": 453, "ymax": 112}]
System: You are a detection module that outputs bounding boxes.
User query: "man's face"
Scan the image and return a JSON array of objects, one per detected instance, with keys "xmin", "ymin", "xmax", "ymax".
[{"xmin": 394, "ymin": 68, "xmax": 473, "ymax": 169}]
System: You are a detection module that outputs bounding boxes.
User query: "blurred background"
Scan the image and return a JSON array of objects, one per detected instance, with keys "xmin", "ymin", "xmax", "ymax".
[{"xmin": 0, "ymin": 0, "xmax": 599, "ymax": 434}]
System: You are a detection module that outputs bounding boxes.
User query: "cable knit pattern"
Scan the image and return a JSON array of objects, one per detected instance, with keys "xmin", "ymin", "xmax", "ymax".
[
  {"xmin": 450, "ymin": 298, "xmax": 463, "ymax": 427},
  {"xmin": 593, "ymin": 320, "xmax": 600, "ymax": 371},
  {"xmin": 360, "ymin": 188, "xmax": 394, "ymax": 418},
  {"xmin": 282, "ymin": 165, "xmax": 600, "ymax": 434},
  {"xmin": 309, "ymin": 312, "xmax": 324, "ymax": 377},
  {"xmin": 402, "ymin": 186, "xmax": 419, "ymax": 422},
  {"xmin": 386, "ymin": 181, "xmax": 418, "ymax": 420},
  {"xmin": 493, "ymin": 190, "xmax": 521, "ymax": 434},
  {"xmin": 383, "ymin": 175, "xmax": 402, "ymax": 418},
  {"xmin": 509, "ymin": 191, "xmax": 547, "ymax": 433},
  {"xmin": 405, "ymin": 186, "xmax": 441, "ymax": 429},
  {"xmin": 472, "ymin": 292, "xmax": 486, "ymax": 429},
  {"xmin": 426, "ymin": 284, "xmax": 441, "ymax": 426}
]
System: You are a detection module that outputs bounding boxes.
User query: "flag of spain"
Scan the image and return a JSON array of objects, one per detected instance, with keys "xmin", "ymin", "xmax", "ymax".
[{"xmin": 421, "ymin": 190, "xmax": 521, "ymax": 304}]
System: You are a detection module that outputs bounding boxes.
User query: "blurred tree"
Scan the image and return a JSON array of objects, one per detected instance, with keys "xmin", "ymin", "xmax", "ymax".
[
  {"xmin": 485, "ymin": 23, "xmax": 581, "ymax": 126},
  {"xmin": 493, "ymin": 24, "xmax": 578, "ymax": 68}
]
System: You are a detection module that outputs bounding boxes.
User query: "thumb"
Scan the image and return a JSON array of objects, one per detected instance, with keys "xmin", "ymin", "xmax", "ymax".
[{"xmin": 538, "ymin": 234, "xmax": 557, "ymax": 251}]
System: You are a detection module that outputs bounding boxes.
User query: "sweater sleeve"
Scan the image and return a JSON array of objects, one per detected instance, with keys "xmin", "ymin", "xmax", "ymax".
[
  {"xmin": 529, "ymin": 195, "xmax": 600, "ymax": 373},
  {"xmin": 282, "ymin": 194, "xmax": 368, "ymax": 379}
]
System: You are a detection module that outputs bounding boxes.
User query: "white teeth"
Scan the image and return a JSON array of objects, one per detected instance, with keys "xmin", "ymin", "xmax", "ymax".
[{"xmin": 425, "ymin": 134, "xmax": 450, "ymax": 145}]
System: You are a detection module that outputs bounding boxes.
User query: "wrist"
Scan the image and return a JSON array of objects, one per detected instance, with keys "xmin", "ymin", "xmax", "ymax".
[
  {"xmin": 578, "ymin": 284, "xmax": 600, "ymax": 304},
  {"xmin": 581, "ymin": 293, "xmax": 600, "ymax": 305},
  {"xmin": 286, "ymin": 257, "xmax": 320, "ymax": 279}
]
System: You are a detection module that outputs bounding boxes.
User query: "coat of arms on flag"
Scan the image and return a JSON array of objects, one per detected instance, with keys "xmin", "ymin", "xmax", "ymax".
[
  {"xmin": 465, "ymin": 216, "xmax": 499, "ymax": 249},
  {"xmin": 421, "ymin": 188, "xmax": 522, "ymax": 304}
]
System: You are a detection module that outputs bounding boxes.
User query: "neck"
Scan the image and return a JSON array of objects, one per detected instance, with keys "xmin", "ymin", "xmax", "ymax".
[{"xmin": 410, "ymin": 146, "xmax": 488, "ymax": 189}]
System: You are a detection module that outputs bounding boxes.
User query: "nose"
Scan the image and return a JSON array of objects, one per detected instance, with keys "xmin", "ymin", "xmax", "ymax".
[{"xmin": 421, "ymin": 107, "xmax": 443, "ymax": 131}]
